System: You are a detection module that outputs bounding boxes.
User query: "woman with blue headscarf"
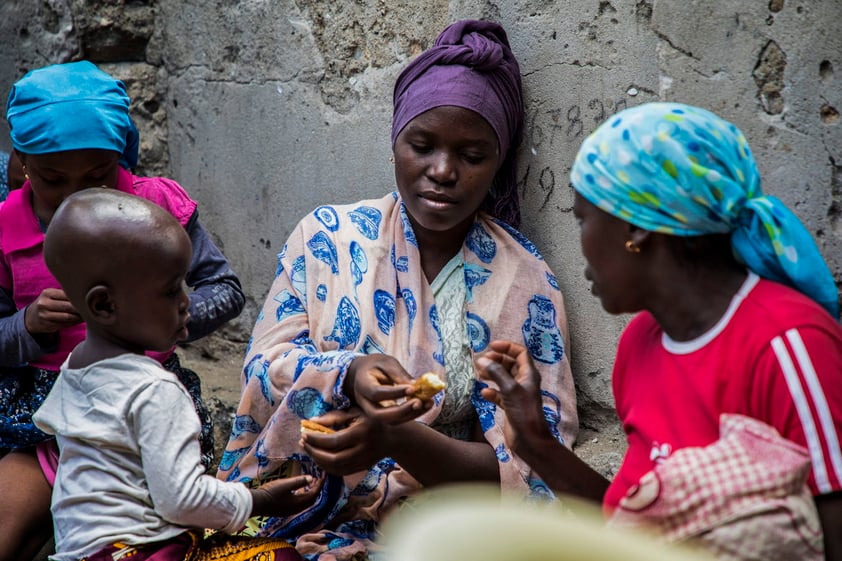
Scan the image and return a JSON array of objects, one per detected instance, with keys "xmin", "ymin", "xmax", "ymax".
[
  {"xmin": 477, "ymin": 103, "xmax": 842, "ymax": 560},
  {"xmin": 0, "ymin": 61, "xmax": 246, "ymax": 560}
]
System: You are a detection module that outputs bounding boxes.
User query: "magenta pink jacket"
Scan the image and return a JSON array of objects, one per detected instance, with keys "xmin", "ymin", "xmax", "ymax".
[{"xmin": 0, "ymin": 167, "xmax": 196, "ymax": 370}]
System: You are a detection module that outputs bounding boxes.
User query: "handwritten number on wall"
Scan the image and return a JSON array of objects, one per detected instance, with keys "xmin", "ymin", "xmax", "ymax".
[
  {"xmin": 538, "ymin": 166, "xmax": 555, "ymax": 209},
  {"xmin": 523, "ymin": 97, "xmax": 628, "ymax": 210},
  {"xmin": 588, "ymin": 99, "xmax": 605, "ymax": 126},
  {"xmin": 528, "ymin": 98, "xmax": 627, "ymax": 149}
]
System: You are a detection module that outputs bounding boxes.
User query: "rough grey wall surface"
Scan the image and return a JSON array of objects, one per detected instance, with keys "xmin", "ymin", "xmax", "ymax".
[{"xmin": 1, "ymin": 0, "xmax": 840, "ymax": 475}]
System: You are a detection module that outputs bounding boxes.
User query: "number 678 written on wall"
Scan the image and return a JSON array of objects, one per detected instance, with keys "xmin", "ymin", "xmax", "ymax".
[
  {"xmin": 519, "ymin": 97, "xmax": 628, "ymax": 212},
  {"xmin": 527, "ymin": 97, "xmax": 628, "ymax": 149}
]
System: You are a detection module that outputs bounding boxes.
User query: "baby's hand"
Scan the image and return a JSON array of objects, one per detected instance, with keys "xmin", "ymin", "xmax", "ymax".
[{"xmin": 250, "ymin": 474, "xmax": 323, "ymax": 517}]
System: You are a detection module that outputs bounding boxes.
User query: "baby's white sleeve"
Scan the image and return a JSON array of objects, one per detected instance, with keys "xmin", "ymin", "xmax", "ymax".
[{"xmin": 132, "ymin": 379, "xmax": 253, "ymax": 532}]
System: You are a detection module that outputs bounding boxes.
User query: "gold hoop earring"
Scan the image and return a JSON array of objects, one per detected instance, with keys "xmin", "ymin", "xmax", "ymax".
[{"xmin": 625, "ymin": 240, "xmax": 641, "ymax": 253}]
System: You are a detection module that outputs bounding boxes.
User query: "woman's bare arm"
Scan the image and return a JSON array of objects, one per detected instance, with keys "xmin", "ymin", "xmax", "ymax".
[
  {"xmin": 476, "ymin": 341, "xmax": 609, "ymax": 503},
  {"xmin": 816, "ymin": 492, "xmax": 842, "ymax": 561}
]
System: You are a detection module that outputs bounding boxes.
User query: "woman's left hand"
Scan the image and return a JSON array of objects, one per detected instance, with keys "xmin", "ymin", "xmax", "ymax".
[
  {"xmin": 300, "ymin": 408, "xmax": 392, "ymax": 476},
  {"xmin": 346, "ymin": 354, "xmax": 431, "ymax": 425},
  {"xmin": 303, "ymin": 408, "xmax": 502, "ymax": 486}
]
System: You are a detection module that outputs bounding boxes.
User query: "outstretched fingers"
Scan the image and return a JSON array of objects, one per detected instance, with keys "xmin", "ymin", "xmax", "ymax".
[
  {"xmin": 308, "ymin": 408, "xmax": 360, "ymax": 431},
  {"xmin": 476, "ymin": 340, "xmax": 544, "ymax": 411},
  {"xmin": 365, "ymin": 367, "xmax": 414, "ymax": 402},
  {"xmin": 476, "ymin": 355, "xmax": 518, "ymax": 393},
  {"xmin": 254, "ymin": 473, "xmax": 324, "ymax": 516},
  {"xmin": 487, "ymin": 339, "xmax": 528, "ymax": 358},
  {"xmin": 300, "ymin": 423, "xmax": 379, "ymax": 476},
  {"xmin": 269, "ymin": 474, "xmax": 316, "ymax": 494},
  {"xmin": 476, "ymin": 340, "xmax": 529, "ymax": 388}
]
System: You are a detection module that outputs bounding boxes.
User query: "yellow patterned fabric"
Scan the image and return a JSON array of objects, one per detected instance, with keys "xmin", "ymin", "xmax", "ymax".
[
  {"xmin": 186, "ymin": 531, "xmax": 298, "ymax": 561},
  {"xmin": 84, "ymin": 531, "xmax": 300, "ymax": 561}
]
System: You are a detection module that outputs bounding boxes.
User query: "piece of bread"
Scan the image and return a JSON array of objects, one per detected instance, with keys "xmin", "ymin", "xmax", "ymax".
[
  {"xmin": 300, "ymin": 419, "xmax": 335, "ymax": 434},
  {"xmin": 410, "ymin": 372, "xmax": 446, "ymax": 401}
]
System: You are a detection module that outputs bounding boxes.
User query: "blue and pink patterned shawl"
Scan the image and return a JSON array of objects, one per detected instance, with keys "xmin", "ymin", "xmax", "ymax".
[{"xmin": 218, "ymin": 193, "xmax": 577, "ymax": 560}]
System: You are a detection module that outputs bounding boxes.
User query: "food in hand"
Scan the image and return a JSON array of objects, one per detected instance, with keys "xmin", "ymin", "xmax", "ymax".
[
  {"xmin": 300, "ymin": 419, "xmax": 335, "ymax": 434},
  {"xmin": 410, "ymin": 372, "xmax": 446, "ymax": 401}
]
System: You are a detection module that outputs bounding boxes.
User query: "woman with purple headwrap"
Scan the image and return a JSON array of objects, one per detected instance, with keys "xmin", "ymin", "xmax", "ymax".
[{"xmin": 220, "ymin": 19, "xmax": 579, "ymax": 560}]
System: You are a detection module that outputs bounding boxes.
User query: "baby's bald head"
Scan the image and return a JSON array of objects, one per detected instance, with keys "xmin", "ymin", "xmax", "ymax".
[{"xmin": 44, "ymin": 188, "xmax": 191, "ymax": 316}]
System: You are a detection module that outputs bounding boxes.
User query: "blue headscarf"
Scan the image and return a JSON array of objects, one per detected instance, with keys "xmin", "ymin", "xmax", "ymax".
[
  {"xmin": 6, "ymin": 61, "xmax": 139, "ymax": 169},
  {"xmin": 570, "ymin": 102, "xmax": 839, "ymax": 319}
]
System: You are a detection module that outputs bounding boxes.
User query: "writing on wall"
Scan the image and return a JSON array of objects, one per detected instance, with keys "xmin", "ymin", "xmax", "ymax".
[{"xmin": 520, "ymin": 97, "xmax": 629, "ymax": 212}]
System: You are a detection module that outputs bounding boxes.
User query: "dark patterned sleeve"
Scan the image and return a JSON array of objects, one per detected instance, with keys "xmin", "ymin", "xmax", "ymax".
[
  {"xmin": 0, "ymin": 286, "xmax": 55, "ymax": 366},
  {"xmin": 0, "ymin": 151, "xmax": 10, "ymax": 201},
  {"xmin": 183, "ymin": 211, "xmax": 246, "ymax": 341}
]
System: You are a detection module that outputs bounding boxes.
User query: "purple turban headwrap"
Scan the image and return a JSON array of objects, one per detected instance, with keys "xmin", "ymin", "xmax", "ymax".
[{"xmin": 391, "ymin": 20, "xmax": 524, "ymax": 227}]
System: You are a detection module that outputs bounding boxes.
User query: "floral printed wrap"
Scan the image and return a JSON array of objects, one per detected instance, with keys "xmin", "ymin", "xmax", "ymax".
[{"xmin": 218, "ymin": 193, "xmax": 578, "ymax": 560}]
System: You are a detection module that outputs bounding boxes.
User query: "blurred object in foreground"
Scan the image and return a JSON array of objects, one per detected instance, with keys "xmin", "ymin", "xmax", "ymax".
[{"xmin": 379, "ymin": 484, "xmax": 716, "ymax": 561}]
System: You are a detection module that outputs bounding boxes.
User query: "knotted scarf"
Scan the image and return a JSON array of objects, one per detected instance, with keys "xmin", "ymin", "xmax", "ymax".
[
  {"xmin": 391, "ymin": 19, "xmax": 524, "ymax": 227},
  {"xmin": 570, "ymin": 102, "xmax": 839, "ymax": 318}
]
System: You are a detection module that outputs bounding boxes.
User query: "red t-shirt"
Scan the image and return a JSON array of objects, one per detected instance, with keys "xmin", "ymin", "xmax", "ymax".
[{"xmin": 604, "ymin": 273, "xmax": 842, "ymax": 514}]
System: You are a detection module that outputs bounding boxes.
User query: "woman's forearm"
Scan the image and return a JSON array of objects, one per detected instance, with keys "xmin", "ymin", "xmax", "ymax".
[
  {"xmin": 514, "ymin": 432, "xmax": 609, "ymax": 503},
  {"xmin": 816, "ymin": 492, "xmax": 842, "ymax": 561},
  {"xmin": 184, "ymin": 217, "xmax": 246, "ymax": 341},
  {"xmin": 386, "ymin": 421, "xmax": 499, "ymax": 486},
  {"xmin": 0, "ymin": 307, "xmax": 50, "ymax": 366}
]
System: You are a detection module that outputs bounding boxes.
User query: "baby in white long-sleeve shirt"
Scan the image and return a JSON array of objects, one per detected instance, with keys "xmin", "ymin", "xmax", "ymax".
[{"xmin": 33, "ymin": 188, "xmax": 321, "ymax": 561}]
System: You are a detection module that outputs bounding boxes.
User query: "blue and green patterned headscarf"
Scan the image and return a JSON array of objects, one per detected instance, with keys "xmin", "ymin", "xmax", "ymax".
[{"xmin": 570, "ymin": 102, "xmax": 839, "ymax": 319}]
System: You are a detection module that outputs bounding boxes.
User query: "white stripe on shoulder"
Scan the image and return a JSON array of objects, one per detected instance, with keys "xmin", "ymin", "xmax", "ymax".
[
  {"xmin": 772, "ymin": 334, "xmax": 831, "ymax": 493},
  {"xmin": 786, "ymin": 328, "xmax": 842, "ymax": 487}
]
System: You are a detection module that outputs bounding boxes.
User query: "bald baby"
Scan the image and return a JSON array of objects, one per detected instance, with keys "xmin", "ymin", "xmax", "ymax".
[{"xmin": 45, "ymin": 188, "xmax": 189, "ymax": 314}]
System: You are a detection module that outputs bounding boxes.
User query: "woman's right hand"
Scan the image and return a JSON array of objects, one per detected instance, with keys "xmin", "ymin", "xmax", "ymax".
[
  {"xmin": 345, "ymin": 354, "xmax": 431, "ymax": 425},
  {"xmin": 300, "ymin": 408, "xmax": 393, "ymax": 476},
  {"xmin": 477, "ymin": 340, "xmax": 611, "ymax": 501},
  {"xmin": 475, "ymin": 340, "xmax": 555, "ymax": 459},
  {"xmin": 24, "ymin": 288, "xmax": 82, "ymax": 334}
]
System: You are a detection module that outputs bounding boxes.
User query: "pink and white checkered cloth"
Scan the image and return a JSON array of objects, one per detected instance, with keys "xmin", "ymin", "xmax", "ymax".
[{"xmin": 607, "ymin": 414, "xmax": 824, "ymax": 560}]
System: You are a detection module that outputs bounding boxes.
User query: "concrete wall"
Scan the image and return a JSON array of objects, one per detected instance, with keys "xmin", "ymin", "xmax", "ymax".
[{"xmin": 1, "ymin": 0, "xmax": 840, "ymax": 473}]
